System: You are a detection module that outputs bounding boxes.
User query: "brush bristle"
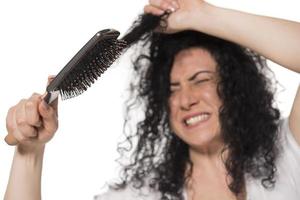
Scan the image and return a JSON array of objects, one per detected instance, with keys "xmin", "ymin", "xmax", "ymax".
[{"xmin": 58, "ymin": 39, "xmax": 127, "ymax": 100}]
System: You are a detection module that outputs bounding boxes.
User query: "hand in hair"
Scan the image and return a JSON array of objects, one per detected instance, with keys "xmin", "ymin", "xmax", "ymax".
[{"xmin": 144, "ymin": 0, "xmax": 212, "ymax": 33}]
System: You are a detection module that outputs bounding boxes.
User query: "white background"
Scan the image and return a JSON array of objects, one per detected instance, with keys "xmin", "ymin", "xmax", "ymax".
[{"xmin": 0, "ymin": 0, "xmax": 299, "ymax": 199}]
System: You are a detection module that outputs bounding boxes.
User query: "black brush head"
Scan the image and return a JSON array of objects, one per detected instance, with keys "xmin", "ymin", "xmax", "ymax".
[{"xmin": 46, "ymin": 29, "xmax": 127, "ymax": 101}]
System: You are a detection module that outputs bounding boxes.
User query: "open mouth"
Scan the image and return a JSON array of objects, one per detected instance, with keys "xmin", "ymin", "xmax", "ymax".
[{"xmin": 183, "ymin": 113, "xmax": 211, "ymax": 127}]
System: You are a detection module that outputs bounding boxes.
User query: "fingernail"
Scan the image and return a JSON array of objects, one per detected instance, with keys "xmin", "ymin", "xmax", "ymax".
[
  {"xmin": 48, "ymin": 75, "xmax": 56, "ymax": 81},
  {"xmin": 168, "ymin": 6, "xmax": 176, "ymax": 12}
]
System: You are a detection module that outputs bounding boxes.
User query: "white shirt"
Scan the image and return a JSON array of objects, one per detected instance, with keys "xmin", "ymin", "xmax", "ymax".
[
  {"xmin": 95, "ymin": 118, "xmax": 300, "ymax": 200},
  {"xmin": 246, "ymin": 118, "xmax": 300, "ymax": 200}
]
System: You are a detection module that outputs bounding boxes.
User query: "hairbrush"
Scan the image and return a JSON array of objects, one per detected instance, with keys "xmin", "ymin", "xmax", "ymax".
[
  {"xmin": 44, "ymin": 28, "xmax": 127, "ymax": 104},
  {"xmin": 45, "ymin": 14, "xmax": 164, "ymax": 104},
  {"xmin": 5, "ymin": 28, "xmax": 127, "ymax": 145}
]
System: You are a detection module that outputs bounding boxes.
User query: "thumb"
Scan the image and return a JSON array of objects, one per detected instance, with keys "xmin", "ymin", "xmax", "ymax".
[
  {"xmin": 38, "ymin": 100, "xmax": 58, "ymax": 134},
  {"xmin": 45, "ymin": 75, "xmax": 59, "ymax": 115}
]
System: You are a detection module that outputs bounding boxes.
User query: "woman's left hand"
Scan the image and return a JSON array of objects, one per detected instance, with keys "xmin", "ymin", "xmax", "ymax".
[{"xmin": 144, "ymin": 0, "xmax": 212, "ymax": 33}]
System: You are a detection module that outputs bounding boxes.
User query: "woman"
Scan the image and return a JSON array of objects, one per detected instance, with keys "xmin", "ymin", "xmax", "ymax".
[{"xmin": 4, "ymin": 0, "xmax": 300, "ymax": 199}]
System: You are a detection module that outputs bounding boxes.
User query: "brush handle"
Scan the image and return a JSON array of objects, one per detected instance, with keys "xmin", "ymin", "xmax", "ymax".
[
  {"xmin": 4, "ymin": 91, "xmax": 59, "ymax": 146},
  {"xmin": 44, "ymin": 91, "xmax": 60, "ymax": 104}
]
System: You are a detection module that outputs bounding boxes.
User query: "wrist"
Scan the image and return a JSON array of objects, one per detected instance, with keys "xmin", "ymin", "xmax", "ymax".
[
  {"xmin": 188, "ymin": 3, "xmax": 220, "ymax": 33},
  {"xmin": 16, "ymin": 144, "xmax": 45, "ymax": 158},
  {"xmin": 6, "ymin": 144, "xmax": 44, "ymax": 200}
]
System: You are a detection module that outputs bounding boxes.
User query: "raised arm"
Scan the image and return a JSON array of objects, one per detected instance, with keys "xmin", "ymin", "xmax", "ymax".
[
  {"xmin": 190, "ymin": 2, "xmax": 300, "ymax": 144},
  {"xmin": 144, "ymin": 0, "xmax": 300, "ymax": 144}
]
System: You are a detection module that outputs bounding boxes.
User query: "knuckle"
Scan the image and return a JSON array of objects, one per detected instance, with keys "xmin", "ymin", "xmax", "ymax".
[
  {"xmin": 31, "ymin": 93, "xmax": 41, "ymax": 101},
  {"xmin": 144, "ymin": 5, "xmax": 149, "ymax": 12},
  {"xmin": 144, "ymin": 5, "xmax": 152, "ymax": 13},
  {"xmin": 6, "ymin": 120, "xmax": 14, "ymax": 132},
  {"xmin": 32, "ymin": 92, "xmax": 40, "ymax": 96},
  {"xmin": 150, "ymin": 0, "xmax": 163, "ymax": 7},
  {"xmin": 6, "ymin": 110, "xmax": 15, "ymax": 131},
  {"xmin": 25, "ymin": 101, "xmax": 35, "ymax": 110},
  {"xmin": 18, "ymin": 98, "xmax": 27, "ymax": 105},
  {"xmin": 7, "ymin": 106, "xmax": 15, "ymax": 115},
  {"xmin": 160, "ymin": 1, "xmax": 170, "ymax": 9}
]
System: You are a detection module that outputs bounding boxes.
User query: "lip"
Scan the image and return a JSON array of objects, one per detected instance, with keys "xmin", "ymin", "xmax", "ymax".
[{"xmin": 182, "ymin": 112, "xmax": 211, "ymax": 129}]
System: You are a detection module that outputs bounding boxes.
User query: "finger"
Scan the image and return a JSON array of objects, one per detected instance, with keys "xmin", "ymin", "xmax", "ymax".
[
  {"xmin": 5, "ymin": 106, "xmax": 19, "ymax": 145},
  {"xmin": 46, "ymin": 75, "xmax": 56, "ymax": 89},
  {"xmin": 6, "ymin": 106, "xmax": 16, "ymax": 134},
  {"xmin": 14, "ymin": 126, "xmax": 38, "ymax": 142},
  {"xmin": 50, "ymin": 97, "xmax": 58, "ymax": 116},
  {"xmin": 144, "ymin": 5, "xmax": 165, "ymax": 15},
  {"xmin": 25, "ymin": 93, "xmax": 42, "ymax": 127},
  {"xmin": 39, "ymin": 101, "xmax": 58, "ymax": 134},
  {"xmin": 46, "ymin": 75, "xmax": 58, "ymax": 113},
  {"xmin": 149, "ymin": 0, "xmax": 179, "ymax": 12},
  {"xmin": 15, "ymin": 99, "xmax": 38, "ymax": 138}
]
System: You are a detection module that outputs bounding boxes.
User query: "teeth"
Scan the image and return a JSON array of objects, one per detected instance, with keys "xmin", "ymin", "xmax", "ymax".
[{"xmin": 185, "ymin": 114, "xmax": 209, "ymax": 126}]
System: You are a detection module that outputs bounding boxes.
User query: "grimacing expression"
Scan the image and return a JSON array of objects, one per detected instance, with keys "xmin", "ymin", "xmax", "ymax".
[{"xmin": 168, "ymin": 47, "xmax": 223, "ymax": 150}]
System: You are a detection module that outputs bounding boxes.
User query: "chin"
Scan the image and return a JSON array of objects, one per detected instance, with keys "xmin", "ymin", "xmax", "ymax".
[
  {"xmin": 188, "ymin": 133, "xmax": 219, "ymax": 148},
  {"xmin": 175, "ymin": 127, "xmax": 222, "ymax": 150}
]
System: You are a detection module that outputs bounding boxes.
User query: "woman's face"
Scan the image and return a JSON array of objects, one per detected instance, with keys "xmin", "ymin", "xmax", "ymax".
[{"xmin": 169, "ymin": 47, "xmax": 223, "ymax": 151}]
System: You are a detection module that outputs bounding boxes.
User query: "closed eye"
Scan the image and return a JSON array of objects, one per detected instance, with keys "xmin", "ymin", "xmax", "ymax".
[
  {"xmin": 195, "ymin": 79, "xmax": 210, "ymax": 84},
  {"xmin": 170, "ymin": 88, "xmax": 179, "ymax": 94}
]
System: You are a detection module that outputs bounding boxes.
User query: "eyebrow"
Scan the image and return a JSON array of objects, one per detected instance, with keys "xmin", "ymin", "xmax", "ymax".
[{"xmin": 170, "ymin": 70, "xmax": 214, "ymax": 86}]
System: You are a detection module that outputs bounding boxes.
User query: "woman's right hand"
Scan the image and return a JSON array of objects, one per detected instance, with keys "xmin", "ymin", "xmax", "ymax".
[{"xmin": 5, "ymin": 85, "xmax": 58, "ymax": 153}]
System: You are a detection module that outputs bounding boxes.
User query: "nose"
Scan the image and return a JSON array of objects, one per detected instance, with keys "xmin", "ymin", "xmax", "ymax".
[{"xmin": 179, "ymin": 87, "xmax": 199, "ymax": 111}]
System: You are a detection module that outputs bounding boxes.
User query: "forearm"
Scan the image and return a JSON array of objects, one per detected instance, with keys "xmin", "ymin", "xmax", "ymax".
[
  {"xmin": 195, "ymin": 4, "xmax": 300, "ymax": 72},
  {"xmin": 4, "ymin": 145, "xmax": 45, "ymax": 200}
]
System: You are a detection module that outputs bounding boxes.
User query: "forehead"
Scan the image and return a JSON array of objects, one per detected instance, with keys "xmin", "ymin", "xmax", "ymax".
[{"xmin": 170, "ymin": 48, "xmax": 217, "ymax": 80}]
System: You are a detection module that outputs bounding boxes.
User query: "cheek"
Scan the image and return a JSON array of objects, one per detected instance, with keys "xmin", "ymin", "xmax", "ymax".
[
  {"xmin": 168, "ymin": 98, "xmax": 179, "ymax": 128},
  {"xmin": 202, "ymin": 86, "xmax": 222, "ymax": 109},
  {"xmin": 168, "ymin": 95, "xmax": 178, "ymax": 115}
]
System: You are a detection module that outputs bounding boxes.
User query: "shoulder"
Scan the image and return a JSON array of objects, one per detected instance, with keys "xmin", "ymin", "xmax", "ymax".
[
  {"xmin": 245, "ymin": 118, "xmax": 300, "ymax": 199},
  {"xmin": 274, "ymin": 117, "xmax": 300, "ymax": 188},
  {"xmin": 277, "ymin": 117, "xmax": 300, "ymax": 156}
]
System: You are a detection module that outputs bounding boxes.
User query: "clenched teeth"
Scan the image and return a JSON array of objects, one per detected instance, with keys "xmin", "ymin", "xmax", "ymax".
[{"xmin": 185, "ymin": 114, "xmax": 210, "ymax": 126}]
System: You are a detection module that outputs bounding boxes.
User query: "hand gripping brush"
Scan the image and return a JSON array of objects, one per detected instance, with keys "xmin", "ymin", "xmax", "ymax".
[{"xmin": 5, "ymin": 28, "xmax": 127, "ymax": 145}]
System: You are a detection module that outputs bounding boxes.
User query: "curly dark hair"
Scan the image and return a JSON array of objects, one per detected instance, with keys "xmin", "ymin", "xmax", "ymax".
[{"xmin": 113, "ymin": 15, "xmax": 281, "ymax": 199}]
